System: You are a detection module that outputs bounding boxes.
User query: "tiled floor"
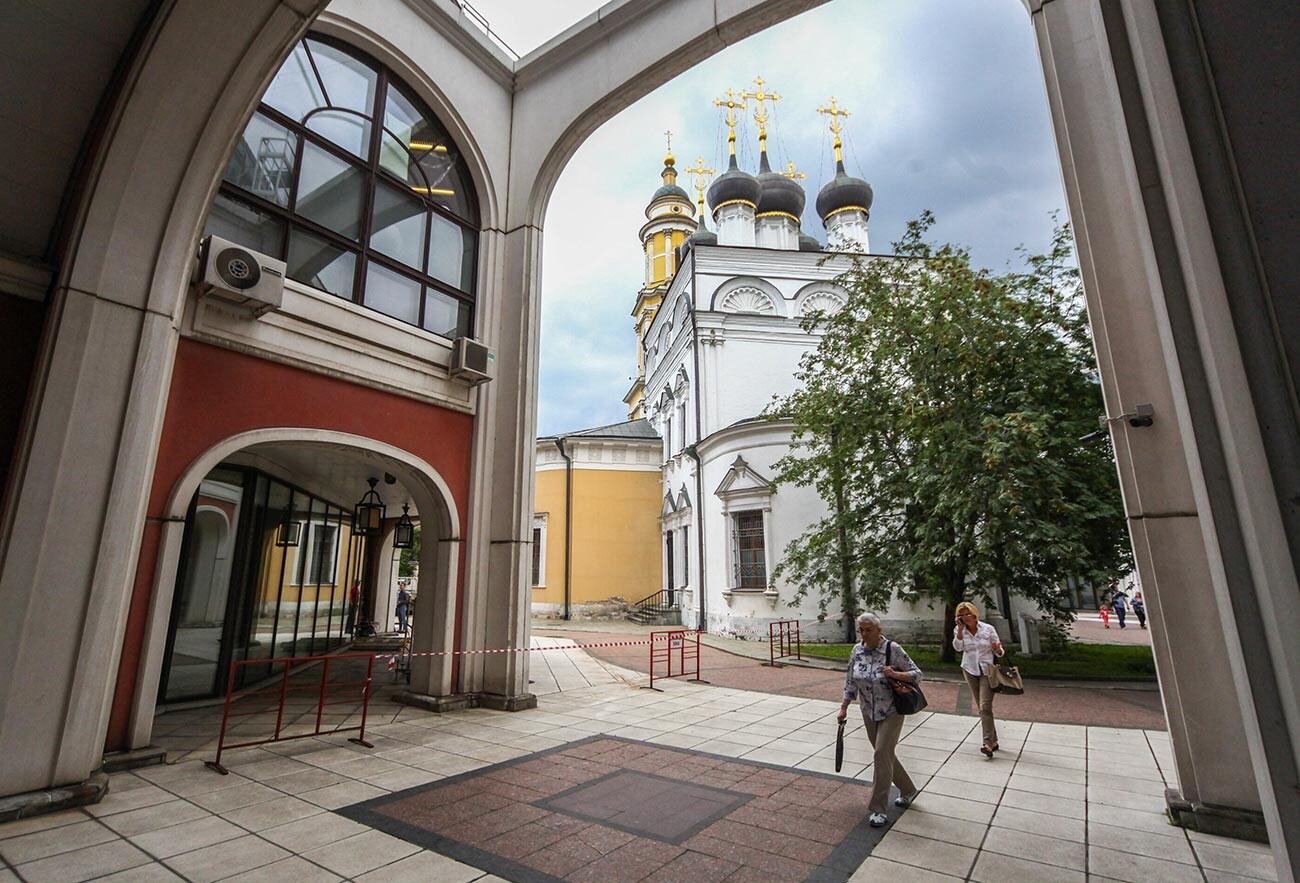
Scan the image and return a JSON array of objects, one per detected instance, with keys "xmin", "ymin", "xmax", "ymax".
[{"xmin": 0, "ymin": 642, "xmax": 1279, "ymax": 883}]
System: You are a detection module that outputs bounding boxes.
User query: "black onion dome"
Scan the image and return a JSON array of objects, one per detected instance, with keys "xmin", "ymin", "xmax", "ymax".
[
  {"xmin": 816, "ymin": 159, "xmax": 873, "ymax": 221},
  {"xmin": 798, "ymin": 231, "xmax": 821, "ymax": 252},
  {"xmin": 651, "ymin": 182, "xmax": 690, "ymax": 203},
  {"xmin": 706, "ymin": 154, "xmax": 760, "ymax": 211},
  {"xmin": 754, "ymin": 150, "xmax": 806, "ymax": 219},
  {"xmin": 686, "ymin": 210, "xmax": 717, "ymax": 248}
]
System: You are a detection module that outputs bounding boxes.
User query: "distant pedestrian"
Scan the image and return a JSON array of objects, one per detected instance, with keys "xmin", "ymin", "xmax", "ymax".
[
  {"xmin": 952, "ymin": 601, "xmax": 1004, "ymax": 758},
  {"xmin": 396, "ymin": 583, "xmax": 411, "ymax": 634},
  {"xmin": 1111, "ymin": 591, "xmax": 1129, "ymax": 629},
  {"xmin": 346, "ymin": 579, "xmax": 361, "ymax": 634},
  {"xmin": 838, "ymin": 612, "xmax": 922, "ymax": 828},
  {"xmin": 1099, "ymin": 603, "xmax": 1111, "ymax": 628},
  {"xmin": 1132, "ymin": 591, "xmax": 1147, "ymax": 629}
]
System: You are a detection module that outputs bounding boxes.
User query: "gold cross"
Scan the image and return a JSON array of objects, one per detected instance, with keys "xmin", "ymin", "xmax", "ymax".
[
  {"xmin": 664, "ymin": 129, "xmax": 673, "ymax": 158},
  {"xmin": 713, "ymin": 89, "xmax": 747, "ymax": 154},
  {"xmin": 683, "ymin": 157, "xmax": 715, "ymax": 213},
  {"xmin": 780, "ymin": 160, "xmax": 806, "ymax": 181},
  {"xmin": 817, "ymin": 97, "xmax": 852, "ymax": 162},
  {"xmin": 740, "ymin": 76, "xmax": 781, "ymax": 146}
]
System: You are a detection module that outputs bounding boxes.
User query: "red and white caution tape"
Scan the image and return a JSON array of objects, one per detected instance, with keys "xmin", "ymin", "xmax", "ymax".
[{"xmin": 383, "ymin": 634, "xmax": 700, "ymax": 670}]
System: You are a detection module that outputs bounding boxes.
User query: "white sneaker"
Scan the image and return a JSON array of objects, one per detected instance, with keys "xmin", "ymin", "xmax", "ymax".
[
  {"xmin": 868, "ymin": 812, "xmax": 889, "ymax": 827},
  {"xmin": 894, "ymin": 790, "xmax": 919, "ymax": 808}
]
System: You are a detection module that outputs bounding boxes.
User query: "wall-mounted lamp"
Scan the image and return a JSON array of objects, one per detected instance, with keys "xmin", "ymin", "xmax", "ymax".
[
  {"xmin": 275, "ymin": 518, "xmax": 301, "ymax": 547},
  {"xmin": 352, "ymin": 477, "xmax": 386, "ymax": 536},
  {"xmin": 393, "ymin": 504, "xmax": 415, "ymax": 549}
]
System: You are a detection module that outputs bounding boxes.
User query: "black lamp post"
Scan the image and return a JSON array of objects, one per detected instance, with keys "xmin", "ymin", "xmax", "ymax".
[{"xmin": 393, "ymin": 504, "xmax": 415, "ymax": 549}]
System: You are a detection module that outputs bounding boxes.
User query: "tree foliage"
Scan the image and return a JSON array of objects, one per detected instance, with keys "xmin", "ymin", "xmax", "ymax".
[
  {"xmin": 770, "ymin": 214, "xmax": 1131, "ymax": 656},
  {"xmin": 398, "ymin": 526, "xmax": 422, "ymax": 578}
]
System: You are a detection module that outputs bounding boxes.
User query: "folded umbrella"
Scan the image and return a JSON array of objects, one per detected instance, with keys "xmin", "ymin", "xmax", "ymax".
[{"xmin": 835, "ymin": 718, "xmax": 846, "ymax": 772}]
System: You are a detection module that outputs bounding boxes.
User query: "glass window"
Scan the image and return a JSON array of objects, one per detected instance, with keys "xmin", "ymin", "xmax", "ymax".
[
  {"xmin": 262, "ymin": 42, "xmax": 325, "ymax": 123},
  {"xmin": 365, "ymin": 262, "xmax": 421, "ymax": 325},
  {"xmin": 428, "ymin": 212, "xmax": 474, "ymax": 292},
  {"xmin": 732, "ymin": 511, "xmax": 767, "ymax": 589},
  {"xmin": 309, "ymin": 39, "xmax": 378, "ymax": 115},
  {"xmin": 305, "ymin": 109, "xmax": 371, "ymax": 160},
  {"xmin": 422, "ymin": 288, "xmax": 470, "ymax": 338},
  {"xmin": 296, "ymin": 143, "xmax": 364, "ymax": 239},
  {"xmin": 204, "ymin": 193, "xmax": 285, "ymax": 255},
  {"xmin": 370, "ymin": 182, "xmax": 427, "ymax": 269},
  {"xmin": 287, "ymin": 229, "xmax": 355, "ymax": 299},
  {"xmin": 223, "ymin": 113, "xmax": 296, "ymax": 206},
  {"xmin": 209, "ymin": 35, "xmax": 478, "ymax": 336}
]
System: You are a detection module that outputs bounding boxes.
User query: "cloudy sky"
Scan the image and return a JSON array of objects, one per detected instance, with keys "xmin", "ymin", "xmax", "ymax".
[{"xmin": 472, "ymin": 0, "xmax": 1068, "ymax": 437}]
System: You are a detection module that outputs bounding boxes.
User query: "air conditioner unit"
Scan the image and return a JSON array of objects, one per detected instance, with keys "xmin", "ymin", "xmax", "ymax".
[
  {"xmin": 450, "ymin": 337, "xmax": 494, "ymax": 384},
  {"xmin": 195, "ymin": 235, "xmax": 286, "ymax": 317}
]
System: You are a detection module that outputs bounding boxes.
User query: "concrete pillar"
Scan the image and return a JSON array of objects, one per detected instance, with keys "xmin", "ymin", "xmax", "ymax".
[{"xmin": 1031, "ymin": 0, "xmax": 1299, "ymax": 869}]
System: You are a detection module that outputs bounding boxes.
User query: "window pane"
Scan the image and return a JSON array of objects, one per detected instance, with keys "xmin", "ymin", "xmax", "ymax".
[
  {"xmin": 428, "ymin": 212, "xmax": 475, "ymax": 293},
  {"xmin": 305, "ymin": 109, "xmax": 371, "ymax": 160},
  {"xmin": 308, "ymin": 39, "xmax": 378, "ymax": 116},
  {"xmin": 287, "ymin": 229, "xmax": 355, "ymax": 299},
  {"xmin": 384, "ymin": 86, "xmax": 476, "ymax": 222},
  {"xmin": 262, "ymin": 42, "xmax": 325, "ymax": 123},
  {"xmin": 204, "ymin": 193, "xmax": 285, "ymax": 255},
  {"xmin": 422, "ymin": 288, "xmax": 470, "ymax": 338},
  {"xmin": 365, "ymin": 262, "xmax": 421, "ymax": 325},
  {"xmin": 370, "ymin": 182, "xmax": 427, "ymax": 269},
  {"xmin": 223, "ymin": 113, "xmax": 296, "ymax": 206},
  {"xmin": 296, "ymin": 143, "xmax": 364, "ymax": 240}
]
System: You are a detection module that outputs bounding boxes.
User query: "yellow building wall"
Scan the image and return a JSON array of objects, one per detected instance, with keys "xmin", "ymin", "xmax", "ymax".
[{"xmin": 532, "ymin": 466, "xmax": 662, "ymax": 608}]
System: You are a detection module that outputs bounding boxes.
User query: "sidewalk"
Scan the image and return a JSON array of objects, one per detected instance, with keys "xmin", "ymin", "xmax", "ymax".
[{"xmin": 0, "ymin": 639, "xmax": 1274, "ymax": 883}]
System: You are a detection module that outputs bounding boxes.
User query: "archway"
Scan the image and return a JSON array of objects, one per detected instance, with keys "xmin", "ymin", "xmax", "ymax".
[{"xmin": 126, "ymin": 428, "xmax": 461, "ymax": 750}]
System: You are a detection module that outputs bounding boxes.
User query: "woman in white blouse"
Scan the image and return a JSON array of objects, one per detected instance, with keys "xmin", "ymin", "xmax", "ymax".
[{"xmin": 952, "ymin": 601, "xmax": 1004, "ymax": 757}]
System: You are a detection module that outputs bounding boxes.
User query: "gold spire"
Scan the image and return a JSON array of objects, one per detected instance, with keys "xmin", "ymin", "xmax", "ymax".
[
  {"xmin": 817, "ymin": 97, "xmax": 852, "ymax": 164},
  {"xmin": 684, "ymin": 156, "xmax": 715, "ymax": 215},
  {"xmin": 661, "ymin": 129, "xmax": 679, "ymax": 185},
  {"xmin": 741, "ymin": 76, "xmax": 781, "ymax": 153},
  {"xmin": 780, "ymin": 160, "xmax": 806, "ymax": 181},
  {"xmin": 713, "ymin": 89, "xmax": 746, "ymax": 156}
]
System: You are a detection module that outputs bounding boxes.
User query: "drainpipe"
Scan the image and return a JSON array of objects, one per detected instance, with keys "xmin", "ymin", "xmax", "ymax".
[
  {"xmin": 554, "ymin": 436, "xmax": 573, "ymax": 620},
  {"xmin": 686, "ymin": 260, "xmax": 708, "ymax": 634}
]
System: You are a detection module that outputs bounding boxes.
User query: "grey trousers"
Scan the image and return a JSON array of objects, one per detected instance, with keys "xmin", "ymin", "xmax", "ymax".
[
  {"xmin": 863, "ymin": 710, "xmax": 916, "ymax": 812},
  {"xmin": 963, "ymin": 670, "xmax": 999, "ymax": 746}
]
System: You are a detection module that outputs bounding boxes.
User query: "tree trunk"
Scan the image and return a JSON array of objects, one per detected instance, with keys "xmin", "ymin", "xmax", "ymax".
[{"xmin": 832, "ymin": 461, "xmax": 856, "ymax": 644}]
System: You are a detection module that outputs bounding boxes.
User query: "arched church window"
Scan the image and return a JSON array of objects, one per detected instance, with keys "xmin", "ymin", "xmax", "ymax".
[{"xmin": 205, "ymin": 35, "xmax": 479, "ymax": 338}]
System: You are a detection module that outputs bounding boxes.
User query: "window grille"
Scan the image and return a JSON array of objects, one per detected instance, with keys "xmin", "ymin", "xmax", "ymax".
[{"xmin": 731, "ymin": 510, "xmax": 766, "ymax": 588}]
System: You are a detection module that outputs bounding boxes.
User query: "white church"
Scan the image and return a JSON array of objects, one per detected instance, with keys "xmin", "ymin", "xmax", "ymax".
[{"xmin": 628, "ymin": 89, "xmax": 966, "ymax": 641}]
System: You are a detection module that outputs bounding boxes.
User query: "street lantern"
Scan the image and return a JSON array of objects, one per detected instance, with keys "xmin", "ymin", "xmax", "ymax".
[
  {"xmin": 276, "ymin": 499, "xmax": 300, "ymax": 547},
  {"xmin": 393, "ymin": 504, "xmax": 415, "ymax": 549},
  {"xmin": 352, "ymin": 477, "xmax": 385, "ymax": 536}
]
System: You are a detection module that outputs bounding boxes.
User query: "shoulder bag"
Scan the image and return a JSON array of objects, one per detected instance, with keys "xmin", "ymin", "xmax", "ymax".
[
  {"xmin": 887, "ymin": 640, "xmax": 928, "ymax": 715},
  {"xmin": 986, "ymin": 660, "xmax": 1025, "ymax": 695}
]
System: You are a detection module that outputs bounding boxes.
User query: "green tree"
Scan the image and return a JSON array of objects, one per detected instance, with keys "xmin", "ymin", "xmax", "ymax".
[
  {"xmin": 771, "ymin": 213, "xmax": 1130, "ymax": 658},
  {"xmin": 398, "ymin": 525, "xmax": 421, "ymax": 578}
]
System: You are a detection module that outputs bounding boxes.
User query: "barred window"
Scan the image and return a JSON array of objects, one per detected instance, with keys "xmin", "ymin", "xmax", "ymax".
[
  {"xmin": 205, "ymin": 35, "xmax": 478, "ymax": 338},
  {"xmin": 731, "ymin": 510, "xmax": 766, "ymax": 589}
]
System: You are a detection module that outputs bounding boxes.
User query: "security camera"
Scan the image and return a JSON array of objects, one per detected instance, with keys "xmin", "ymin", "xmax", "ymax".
[{"xmin": 1127, "ymin": 403, "xmax": 1154, "ymax": 428}]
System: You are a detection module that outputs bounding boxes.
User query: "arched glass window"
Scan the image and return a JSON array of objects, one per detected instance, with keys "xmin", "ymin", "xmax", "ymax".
[{"xmin": 205, "ymin": 36, "xmax": 479, "ymax": 338}]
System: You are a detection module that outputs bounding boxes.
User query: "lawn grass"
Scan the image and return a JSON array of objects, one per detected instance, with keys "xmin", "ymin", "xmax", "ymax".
[{"xmin": 797, "ymin": 640, "xmax": 1156, "ymax": 681}]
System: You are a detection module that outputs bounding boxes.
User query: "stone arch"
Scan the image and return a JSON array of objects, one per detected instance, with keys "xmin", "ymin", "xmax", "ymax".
[{"xmin": 127, "ymin": 427, "xmax": 462, "ymax": 748}]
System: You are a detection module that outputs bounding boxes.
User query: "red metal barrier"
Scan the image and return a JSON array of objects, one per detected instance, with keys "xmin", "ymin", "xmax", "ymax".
[
  {"xmin": 645, "ymin": 629, "xmax": 704, "ymax": 690},
  {"xmin": 766, "ymin": 619, "xmax": 802, "ymax": 667},
  {"xmin": 205, "ymin": 652, "xmax": 375, "ymax": 774}
]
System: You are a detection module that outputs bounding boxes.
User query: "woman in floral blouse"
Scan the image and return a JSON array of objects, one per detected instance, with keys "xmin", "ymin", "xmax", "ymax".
[
  {"xmin": 952, "ymin": 600, "xmax": 1004, "ymax": 757},
  {"xmin": 837, "ymin": 612, "xmax": 923, "ymax": 828}
]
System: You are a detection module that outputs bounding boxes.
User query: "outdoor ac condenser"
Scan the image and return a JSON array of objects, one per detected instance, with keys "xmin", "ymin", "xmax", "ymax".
[
  {"xmin": 450, "ymin": 337, "xmax": 494, "ymax": 384},
  {"xmin": 195, "ymin": 234, "xmax": 286, "ymax": 317}
]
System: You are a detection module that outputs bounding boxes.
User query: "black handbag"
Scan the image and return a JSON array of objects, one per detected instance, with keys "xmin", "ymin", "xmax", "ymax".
[{"xmin": 888, "ymin": 640, "xmax": 928, "ymax": 715}]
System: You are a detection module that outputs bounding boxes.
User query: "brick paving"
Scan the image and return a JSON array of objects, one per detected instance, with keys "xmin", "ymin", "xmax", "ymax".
[
  {"xmin": 341, "ymin": 736, "xmax": 889, "ymax": 882},
  {"xmin": 535, "ymin": 628, "xmax": 1167, "ymax": 731}
]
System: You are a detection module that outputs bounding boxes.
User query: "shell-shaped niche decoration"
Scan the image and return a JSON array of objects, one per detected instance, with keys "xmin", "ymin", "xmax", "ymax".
[
  {"xmin": 797, "ymin": 291, "xmax": 846, "ymax": 317},
  {"xmin": 720, "ymin": 287, "xmax": 777, "ymax": 315}
]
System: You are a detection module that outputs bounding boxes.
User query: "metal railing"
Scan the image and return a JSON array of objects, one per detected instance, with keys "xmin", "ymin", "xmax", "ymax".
[
  {"xmin": 766, "ymin": 619, "xmax": 802, "ymax": 667},
  {"xmin": 629, "ymin": 588, "xmax": 679, "ymax": 619}
]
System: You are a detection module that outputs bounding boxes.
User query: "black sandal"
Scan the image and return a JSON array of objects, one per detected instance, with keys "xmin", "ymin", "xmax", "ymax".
[{"xmin": 980, "ymin": 744, "xmax": 993, "ymax": 758}]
